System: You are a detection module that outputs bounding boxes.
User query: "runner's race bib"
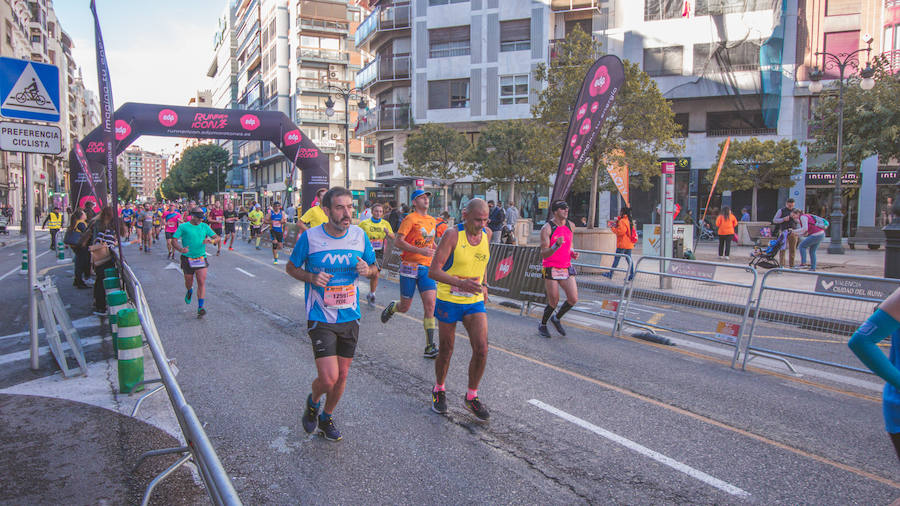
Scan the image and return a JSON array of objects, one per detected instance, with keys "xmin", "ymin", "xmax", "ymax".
[
  {"xmin": 272, "ymin": 220, "xmax": 281, "ymax": 228},
  {"xmin": 324, "ymin": 284, "xmax": 356, "ymax": 309},
  {"xmin": 450, "ymin": 278, "xmax": 479, "ymax": 298},
  {"xmin": 551, "ymin": 267, "xmax": 570, "ymax": 280},
  {"xmin": 188, "ymin": 257, "xmax": 206, "ymax": 269},
  {"xmin": 399, "ymin": 262, "xmax": 418, "ymax": 278},
  {"xmin": 371, "ymin": 239, "xmax": 383, "ymax": 250}
]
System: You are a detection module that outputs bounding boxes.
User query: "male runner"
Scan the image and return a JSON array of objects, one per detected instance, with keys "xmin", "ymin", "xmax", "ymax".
[
  {"xmin": 428, "ymin": 198, "xmax": 492, "ymax": 420},
  {"xmin": 286, "ymin": 187, "xmax": 375, "ymax": 441},
  {"xmin": 248, "ymin": 204, "xmax": 264, "ymax": 249},
  {"xmin": 152, "ymin": 205, "xmax": 163, "ymax": 242},
  {"xmin": 266, "ymin": 201, "xmax": 285, "ymax": 264},
  {"xmin": 138, "ymin": 203, "xmax": 154, "ymax": 252},
  {"xmin": 121, "ymin": 204, "xmax": 134, "ymax": 241},
  {"xmin": 164, "ymin": 204, "xmax": 182, "ymax": 260},
  {"xmin": 538, "ymin": 200, "xmax": 579, "ymax": 338},
  {"xmin": 171, "ymin": 208, "xmax": 219, "ymax": 317},
  {"xmin": 298, "ymin": 187, "xmax": 329, "ymax": 233},
  {"xmin": 208, "ymin": 202, "xmax": 225, "ymax": 255},
  {"xmin": 223, "ymin": 203, "xmax": 237, "ymax": 251},
  {"xmin": 381, "ymin": 189, "xmax": 439, "ymax": 358},
  {"xmin": 358, "ymin": 202, "xmax": 394, "ymax": 306}
]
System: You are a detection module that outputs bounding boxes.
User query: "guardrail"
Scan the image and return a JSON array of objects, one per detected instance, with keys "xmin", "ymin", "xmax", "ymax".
[{"xmin": 118, "ymin": 259, "xmax": 241, "ymax": 505}]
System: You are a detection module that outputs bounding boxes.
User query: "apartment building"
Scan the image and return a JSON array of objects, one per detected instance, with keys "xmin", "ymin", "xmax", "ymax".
[
  {"xmin": 120, "ymin": 146, "xmax": 169, "ymax": 202},
  {"xmin": 207, "ymin": 6, "xmax": 242, "ymax": 190}
]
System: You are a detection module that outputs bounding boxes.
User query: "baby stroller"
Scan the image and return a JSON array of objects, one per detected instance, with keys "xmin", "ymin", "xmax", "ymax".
[
  {"xmin": 749, "ymin": 229, "xmax": 789, "ymax": 269},
  {"xmin": 0, "ymin": 214, "xmax": 8, "ymax": 235}
]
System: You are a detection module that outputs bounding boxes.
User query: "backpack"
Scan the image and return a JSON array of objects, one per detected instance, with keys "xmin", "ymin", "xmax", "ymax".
[{"xmin": 809, "ymin": 214, "xmax": 829, "ymax": 229}]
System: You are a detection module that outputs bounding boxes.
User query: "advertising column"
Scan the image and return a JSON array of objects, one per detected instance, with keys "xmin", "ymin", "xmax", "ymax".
[{"xmin": 660, "ymin": 161, "xmax": 675, "ymax": 289}]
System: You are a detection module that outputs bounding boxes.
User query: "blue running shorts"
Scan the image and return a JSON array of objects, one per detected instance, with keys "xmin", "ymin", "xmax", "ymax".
[
  {"xmin": 400, "ymin": 264, "xmax": 436, "ymax": 298},
  {"xmin": 434, "ymin": 298, "xmax": 486, "ymax": 324}
]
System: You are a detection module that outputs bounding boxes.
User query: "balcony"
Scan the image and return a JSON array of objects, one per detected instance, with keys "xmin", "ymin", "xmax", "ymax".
[
  {"xmin": 706, "ymin": 127, "xmax": 776, "ymax": 137},
  {"xmin": 298, "ymin": 16, "xmax": 349, "ymax": 35},
  {"xmin": 296, "ymin": 107, "xmax": 346, "ymax": 124},
  {"xmin": 355, "ymin": 2, "xmax": 411, "ymax": 48},
  {"xmin": 356, "ymin": 104, "xmax": 411, "ymax": 136},
  {"xmin": 295, "ymin": 78, "xmax": 353, "ymax": 94},
  {"xmin": 296, "ymin": 47, "xmax": 349, "ymax": 64},
  {"xmin": 882, "ymin": 50, "xmax": 900, "ymax": 74},
  {"xmin": 356, "ymin": 53, "xmax": 411, "ymax": 89}
]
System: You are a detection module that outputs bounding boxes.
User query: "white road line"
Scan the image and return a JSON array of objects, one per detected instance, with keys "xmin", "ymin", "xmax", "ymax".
[
  {"xmin": 527, "ymin": 399, "xmax": 751, "ymax": 498},
  {"xmin": 235, "ymin": 267, "xmax": 255, "ymax": 277},
  {"xmin": 0, "ymin": 335, "xmax": 106, "ymax": 366},
  {"xmin": 0, "ymin": 316, "xmax": 99, "ymax": 341},
  {"xmin": 0, "ymin": 250, "xmax": 51, "ymax": 281}
]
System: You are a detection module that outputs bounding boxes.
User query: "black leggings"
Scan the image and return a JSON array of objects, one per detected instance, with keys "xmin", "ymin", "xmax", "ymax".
[{"xmin": 718, "ymin": 235, "xmax": 732, "ymax": 257}]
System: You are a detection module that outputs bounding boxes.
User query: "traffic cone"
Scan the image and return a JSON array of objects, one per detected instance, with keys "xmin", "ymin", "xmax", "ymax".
[
  {"xmin": 115, "ymin": 308, "xmax": 144, "ymax": 393},
  {"xmin": 106, "ymin": 290, "xmax": 130, "ymax": 353}
]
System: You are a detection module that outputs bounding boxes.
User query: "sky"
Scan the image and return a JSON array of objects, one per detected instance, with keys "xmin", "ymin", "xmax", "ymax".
[{"xmin": 53, "ymin": 0, "xmax": 228, "ymax": 155}]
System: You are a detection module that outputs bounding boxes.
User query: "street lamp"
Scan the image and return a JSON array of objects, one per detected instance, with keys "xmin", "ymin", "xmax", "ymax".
[
  {"xmin": 324, "ymin": 85, "xmax": 368, "ymax": 189},
  {"xmin": 208, "ymin": 162, "xmax": 225, "ymax": 201},
  {"xmin": 808, "ymin": 38, "xmax": 874, "ymax": 254}
]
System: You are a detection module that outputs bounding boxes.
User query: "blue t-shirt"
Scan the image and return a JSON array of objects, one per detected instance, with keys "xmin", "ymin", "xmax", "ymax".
[
  {"xmin": 289, "ymin": 224, "xmax": 375, "ymax": 324},
  {"xmin": 885, "ymin": 329, "xmax": 900, "ymax": 432},
  {"xmin": 270, "ymin": 211, "xmax": 284, "ymax": 232},
  {"xmin": 121, "ymin": 208, "xmax": 134, "ymax": 222}
]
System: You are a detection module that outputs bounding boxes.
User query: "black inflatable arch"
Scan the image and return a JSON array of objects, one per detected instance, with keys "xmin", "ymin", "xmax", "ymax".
[{"xmin": 69, "ymin": 102, "xmax": 328, "ymax": 211}]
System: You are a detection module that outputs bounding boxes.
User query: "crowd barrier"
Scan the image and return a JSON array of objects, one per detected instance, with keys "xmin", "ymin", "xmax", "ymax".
[{"xmin": 117, "ymin": 258, "xmax": 242, "ymax": 505}]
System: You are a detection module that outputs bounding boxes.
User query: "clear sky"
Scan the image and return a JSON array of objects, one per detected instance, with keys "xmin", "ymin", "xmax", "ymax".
[{"xmin": 53, "ymin": 0, "xmax": 229, "ymax": 154}]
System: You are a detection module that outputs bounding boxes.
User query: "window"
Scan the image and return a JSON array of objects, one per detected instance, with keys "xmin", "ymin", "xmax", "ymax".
[
  {"xmin": 429, "ymin": 79, "xmax": 470, "ymax": 109},
  {"xmin": 693, "ymin": 40, "xmax": 761, "ymax": 74},
  {"xmin": 644, "ymin": 0, "xmax": 683, "ymax": 21},
  {"xmin": 824, "ymin": 0, "xmax": 860, "ymax": 16},
  {"xmin": 695, "ymin": 0, "xmax": 774, "ymax": 16},
  {"xmin": 5, "ymin": 21, "xmax": 11, "ymax": 45},
  {"xmin": 429, "ymin": 0, "xmax": 468, "ymax": 5},
  {"xmin": 823, "ymin": 31, "xmax": 861, "ymax": 78},
  {"xmin": 429, "ymin": 26, "xmax": 470, "ymax": 58},
  {"xmin": 379, "ymin": 138, "xmax": 394, "ymax": 164},
  {"xmin": 643, "ymin": 46, "xmax": 683, "ymax": 76},
  {"xmin": 500, "ymin": 19, "xmax": 530, "ymax": 52},
  {"xmin": 500, "ymin": 75, "xmax": 528, "ymax": 105},
  {"xmin": 674, "ymin": 113, "xmax": 689, "ymax": 137}
]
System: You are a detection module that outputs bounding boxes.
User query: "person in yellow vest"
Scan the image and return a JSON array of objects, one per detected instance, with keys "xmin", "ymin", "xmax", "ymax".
[
  {"xmin": 42, "ymin": 206, "xmax": 63, "ymax": 250},
  {"xmin": 427, "ymin": 198, "xmax": 492, "ymax": 421},
  {"xmin": 298, "ymin": 187, "xmax": 329, "ymax": 233}
]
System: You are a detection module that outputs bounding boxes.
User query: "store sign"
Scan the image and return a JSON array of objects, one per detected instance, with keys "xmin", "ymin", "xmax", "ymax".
[
  {"xmin": 877, "ymin": 171, "xmax": 897, "ymax": 185},
  {"xmin": 805, "ymin": 172, "xmax": 859, "ymax": 186},
  {"xmin": 659, "ymin": 156, "xmax": 691, "ymax": 170}
]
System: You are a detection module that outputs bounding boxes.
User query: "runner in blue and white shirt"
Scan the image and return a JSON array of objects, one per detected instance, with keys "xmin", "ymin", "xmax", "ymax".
[{"xmin": 286, "ymin": 187, "xmax": 375, "ymax": 442}]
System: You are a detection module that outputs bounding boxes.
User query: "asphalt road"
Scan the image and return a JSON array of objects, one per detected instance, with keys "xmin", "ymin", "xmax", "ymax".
[{"xmin": 110, "ymin": 230, "xmax": 900, "ymax": 504}]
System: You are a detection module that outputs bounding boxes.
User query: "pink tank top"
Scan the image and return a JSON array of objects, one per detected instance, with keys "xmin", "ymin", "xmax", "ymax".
[{"xmin": 543, "ymin": 220, "xmax": 573, "ymax": 268}]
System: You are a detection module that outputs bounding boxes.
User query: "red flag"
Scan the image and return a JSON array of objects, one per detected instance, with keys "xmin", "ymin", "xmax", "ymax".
[{"xmin": 702, "ymin": 137, "xmax": 730, "ymax": 222}]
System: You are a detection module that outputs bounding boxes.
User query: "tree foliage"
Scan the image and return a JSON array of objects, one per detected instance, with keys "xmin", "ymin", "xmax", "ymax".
[
  {"xmin": 532, "ymin": 26, "xmax": 682, "ymax": 226},
  {"xmin": 707, "ymin": 137, "xmax": 802, "ymax": 220},
  {"xmin": 159, "ymin": 144, "xmax": 230, "ymax": 200},
  {"xmin": 467, "ymin": 120, "xmax": 556, "ymax": 203},
  {"xmin": 401, "ymin": 123, "xmax": 471, "ymax": 209},
  {"xmin": 808, "ymin": 58, "xmax": 900, "ymax": 171},
  {"xmin": 115, "ymin": 164, "xmax": 136, "ymax": 202}
]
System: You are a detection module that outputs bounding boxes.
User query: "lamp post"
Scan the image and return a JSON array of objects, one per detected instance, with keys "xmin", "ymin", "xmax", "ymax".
[
  {"xmin": 208, "ymin": 162, "xmax": 224, "ymax": 202},
  {"xmin": 324, "ymin": 85, "xmax": 368, "ymax": 190},
  {"xmin": 807, "ymin": 38, "xmax": 875, "ymax": 254}
]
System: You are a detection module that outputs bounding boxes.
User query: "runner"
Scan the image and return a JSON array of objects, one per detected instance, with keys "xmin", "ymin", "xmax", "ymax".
[
  {"xmin": 171, "ymin": 208, "xmax": 219, "ymax": 317},
  {"xmin": 152, "ymin": 204, "xmax": 163, "ymax": 242},
  {"xmin": 428, "ymin": 198, "xmax": 492, "ymax": 420},
  {"xmin": 298, "ymin": 187, "xmax": 329, "ymax": 233},
  {"xmin": 164, "ymin": 203, "xmax": 182, "ymax": 260},
  {"xmin": 358, "ymin": 202, "xmax": 394, "ymax": 307},
  {"xmin": 237, "ymin": 204, "xmax": 249, "ymax": 241},
  {"xmin": 537, "ymin": 200, "xmax": 579, "ymax": 338},
  {"xmin": 248, "ymin": 204, "xmax": 264, "ymax": 249},
  {"xmin": 121, "ymin": 204, "xmax": 134, "ymax": 241},
  {"xmin": 223, "ymin": 202, "xmax": 237, "ymax": 251},
  {"xmin": 138, "ymin": 203, "xmax": 154, "ymax": 253},
  {"xmin": 208, "ymin": 202, "xmax": 225, "ymax": 256},
  {"xmin": 266, "ymin": 201, "xmax": 285, "ymax": 264},
  {"xmin": 435, "ymin": 211, "xmax": 450, "ymax": 240},
  {"xmin": 286, "ymin": 187, "xmax": 375, "ymax": 441},
  {"xmin": 380, "ymin": 189, "xmax": 440, "ymax": 358}
]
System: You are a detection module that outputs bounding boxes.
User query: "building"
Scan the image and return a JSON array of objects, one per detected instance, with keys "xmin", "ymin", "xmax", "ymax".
[
  {"xmin": 207, "ymin": 6, "xmax": 241, "ymax": 192},
  {"xmin": 119, "ymin": 146, "xmax": 169, "ymax": 202}
]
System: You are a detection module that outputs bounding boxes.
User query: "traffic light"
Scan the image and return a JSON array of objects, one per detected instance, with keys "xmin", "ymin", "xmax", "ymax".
[{"xmin": 287, "ymin": 186, "xmax": 293, "ymax": 192}]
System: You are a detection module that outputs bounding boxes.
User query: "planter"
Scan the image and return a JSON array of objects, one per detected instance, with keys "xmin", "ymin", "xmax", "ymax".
[{"xmin": 573, "ymin": 227, "xmax": 617, "ymax": 268}]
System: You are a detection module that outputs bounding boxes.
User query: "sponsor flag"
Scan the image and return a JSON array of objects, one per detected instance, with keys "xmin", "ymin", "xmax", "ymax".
[
  {"xmin": 550, "ymin": 55, "xmax": 625, "ymax": 206},
  {"xmin": 72, "ymin": 141, "xmax": 100, "ymax": 210},
  {"xmin": 702, "ymin": 137, "xmax": 730, "ymax": 223},
  {"xmin": 605, "ymin": 149, "xmax": 629, "ymax": 207}
]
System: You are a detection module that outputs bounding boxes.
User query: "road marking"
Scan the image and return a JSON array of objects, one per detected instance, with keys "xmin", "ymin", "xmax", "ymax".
[
  {"xmin": 0, "ymin": 335, "xmax": 106, "ymax": 365},
  {"xmin": 235, "ymin": 267, "xmax": 255, "ymax": 277},
  {"xmin": 646, "ymin": 312, "xmax": 664, "ymax": 325},
  {"xmin": 164, "ymin": 262, "xmax": 180, "ymax": 271},
  {"xmin": 529, "ymin": 399, "xmax": 751, "ymax": 498},
  {"xmin": 0, "ymin": 249, "xmax": 51, "ymax": 281},
  {"xmin": 0, "ymin": 316, "xmax": 98, "ymax": 341}
]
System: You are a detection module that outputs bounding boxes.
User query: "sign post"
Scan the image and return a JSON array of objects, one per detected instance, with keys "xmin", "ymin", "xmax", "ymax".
[{"xmin": 659, "ymin": 161, "xmax": 676, "ymax": 289}]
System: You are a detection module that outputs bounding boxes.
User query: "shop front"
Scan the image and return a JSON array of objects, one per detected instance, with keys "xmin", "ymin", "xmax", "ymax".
[{"xmin": 804, "ymin": 169, "xmax": 897, "ymax": 237}]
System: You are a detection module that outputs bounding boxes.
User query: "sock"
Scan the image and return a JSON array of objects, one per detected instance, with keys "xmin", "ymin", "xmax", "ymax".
[
  {"xmin": 433, "ymin": 383, "xmax": 445, "ymax": 393},
  {"xmin": 541, "ymin": 304, "xmax": 555, "ymax": 324},
  {"xmin": 424, "ymin": 317, "xmax": 436, "ymax": 345},
  {"xmin": 255, "ymin": 237, "xmax": 260, "ymax": 247},
  {"xmin": 388, "ymin": 301, "xmax": 398, "ymax": 314},
  {"xmin": 319, "ymin": 411, "xmax": 332, "ymax": 422},
  {"xmin": 556, "ymin": 301, "xmax": 574, "ymax": 320},
  {"xmin": 466, "ymin": 389, "xmax": 478, "ymax": 400},
  {"xmin": 307, "ymin": 394, "xmax": 320, "ymax": 409},
  {"xmin": 198, "ymin": 298, "xmax": 205, "ymax": 309}
]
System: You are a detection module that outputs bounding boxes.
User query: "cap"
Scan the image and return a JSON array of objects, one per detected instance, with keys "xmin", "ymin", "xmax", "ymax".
[
  {"xmin": 551, "ymin": 200, "xmax": 569, "ymax": 212},
  {"xmin": 410, "ymin": 189, "xmax": 431, "ymax": 202},
  {"xmin": 273, "ymin": 201, "xmax": 282, "ymax": 207},
  {"xmin": 190, "ymin": 209, "xmax": 204, "ymax": 217}
]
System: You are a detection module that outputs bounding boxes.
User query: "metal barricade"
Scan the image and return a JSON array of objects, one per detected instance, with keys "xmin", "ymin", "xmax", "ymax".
[
  {"xmin": 623, "ymin": 256, "xmax": 758, "ymax": 367},
  {"xmin": 742, "ymin": 269, "xmax": 900, "ymax": 373},
  {"xmin": 119, "ymin": 260, "xmax": 242, "ymax": 505},
  {"xmin": 569, "ymin": 249, "xmax": 633, "ymax": 334}
]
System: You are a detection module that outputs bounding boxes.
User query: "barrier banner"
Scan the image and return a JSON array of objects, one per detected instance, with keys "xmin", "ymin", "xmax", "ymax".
[
  {"xmin": 550, "ymin": 55, "xmax": 625, "ymax": 204},
  {"xmin": 484, "ymin": 244, "xmax": 521, "ymax": 300}
]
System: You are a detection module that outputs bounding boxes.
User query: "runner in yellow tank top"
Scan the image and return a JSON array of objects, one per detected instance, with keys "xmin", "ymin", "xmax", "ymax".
[{"xmin": 427, "ymin": 198, "xmax": 492, "ymax": 421}]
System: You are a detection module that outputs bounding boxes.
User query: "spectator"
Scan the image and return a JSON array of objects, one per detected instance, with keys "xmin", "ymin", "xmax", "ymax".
[
  {"xmin": 772, "ymin": 198, "xmax": 798, "ymax": 268},
  {"xmin": 792, "ymin": 208, "xmax": 825, "ymax": 271},
  {"xmin": 740, "ymin": 207, "xmax": 751, "ymax": 222},
  {"xmin": 79, "ymin": 206, "xmax": 120, "ymax": 315},
  {"xmin": 67, "ymin": 209, "xmax": 90, "ymax": 289},
  {"xmin": 387, "ymin": 200, "xmax": 402, "ymax": 232},
  {"xmin": 504, "ymin": 201, "xmax": 520, "ymax": 244},
  {"xmin": 436, "ymin": 211, "xmax": 450, "ymax": 239},
  {"xmin": 286, "ymin": 202, "xmax": 297, "ymax": 224},
  {"xmin": 603, "ymin": 206, "xmax": 635, "ymax": 280},
  {"xmin": 577, "ymin": 216, "xmax": 588, "ymax": 227},
  {"xmin": 715, "ymin": 206, "xmax": 738, "ymax": 259},
  {"xmin": 84, "ymin": 201, "xmax": 96, "ymax": 222},
  {"xmin": 361, "ymin": 200, "xmax": 373, "ymax": 221},
  {"xmin": 488, "ymin": 200, "xmax": 505, "ymax": 243}
]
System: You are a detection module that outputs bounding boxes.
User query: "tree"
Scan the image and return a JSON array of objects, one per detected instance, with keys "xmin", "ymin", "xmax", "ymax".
[
  {"xmin": 467, "ymin": 120, "xmax": 556, "ymax": 204},
  {"xmin": 532, "ymin": 26, "xmax": 682, "ymax": 227},
  {"xmin": 809, "ymin": 57, "xmax": 900, "ymax": 173},
  {"xmin": 400, "ymin": 123, "xmax": 471, "ymax": 211},
  {"xmin": 159, "ymin": 144, "xmax": 229, "ymax": 200},
  {"xmin": 707, "ymin": 137, "xmax": 802, "ymax": 220},
  {"xmin": 116, "ymin": 164, "xmax": 137, "ymax": 202}
]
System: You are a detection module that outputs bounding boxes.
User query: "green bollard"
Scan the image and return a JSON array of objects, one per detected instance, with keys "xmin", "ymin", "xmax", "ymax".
[
  {"xmin": 56, "ymin": 239, "xmax": 66, "ymax": 263},
  {"xmin": 107, "ymin": 291, "xmax": 130, "ymax": 353},
  {"xmin": 104, "ymin": 267, "xmax": 118, "ymax": 279},
  {"xmin": 20, "ymin": 249, "xmax": 26, "ymax": 274},
  {"xmin": 103, "ymin": 276, "xmax": 121, "ymax": 296},
  {"xmin": 115, "ymin": 308, "xmax": 144, "ymax": 393}
]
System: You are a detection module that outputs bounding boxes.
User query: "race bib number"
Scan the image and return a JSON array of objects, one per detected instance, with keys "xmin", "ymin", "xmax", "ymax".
[
  {"xmin": 371, "ymin": 239, "xmax": 383, "ymax": 250},
  {"xmin": 324, "ymin": 284, "xmax": 356, "ymax": 309},
  {"xmin": 399, "ymin": 262, "xmax": 418, "ymax": 278},
  {"xmin": 272, "ymin": 220, "xmax": 281, "ymax": 228},
  {"xmin": 551, "ymin": 267, "xmax": 570, "ymax": 280},
  {"xmin": 188, "ymin": 257, "xmax": 206, "ymax": 269},
  {"xmin": 450, "ymin": 279, "xmax": 479, "ymax": 298}
]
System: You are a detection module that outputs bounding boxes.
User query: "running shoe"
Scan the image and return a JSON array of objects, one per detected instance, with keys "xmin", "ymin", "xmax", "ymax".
[
  {"xmin": 184, "ymin": 290, "xmax": 192, "ymax": 305},
  {"xmin": 273, "ymin": 259, "xmax": 278, "ymax": 265},
  {"xmin": 256, "ymin": 246, "xmax": 261, "ymax": 250},
  {"xmin": 318, "ymin": 416, "xmax": 342, "ymax": 441},
  {"xmin": 550, "ymin": 315, "xmax": 567, "ymax": 336},
  {"xmin": 302, "ymin": 394, "xmax": 319, "ymax": 433},
  {"xmin": 92, "ymin": 310, "xmax": 106, "ymax": 316},
  {"xmin": 423, "ymin": 343, "xmax": 438, "ymax": 359},
  {"xmin": 464, "ymin": 395, "xmax": 490, "ymax": 421},
  {"xmin": 228, "ymin": 247, "xmax": 234, "ymax": 251},
  {"xmin": 380, "ymin": 300, "xmax": 396, "ymax": 323},
  {"xmin": 537, "ymin": 324, "xmax": 551, "ymax": 338},
  {"xmin": 198, "ymin": 307, "xmax": 206, "ymax": 317},
  {"xmin": 366, "ymin": 292, "xmax": 376, "ymax": 307},
  {"xmin": 431, "ymin": 389, "xmax": 448, "ymax": 414}
]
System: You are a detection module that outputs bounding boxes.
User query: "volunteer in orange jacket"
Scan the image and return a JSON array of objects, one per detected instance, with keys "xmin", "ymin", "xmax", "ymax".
[
  {"xmin": 603, "ymin": 207, "xmax": 635, "ymax": 280},
  {"xmin": 715, "ymin": 206, "xmax": 738, "ymax": 259}
]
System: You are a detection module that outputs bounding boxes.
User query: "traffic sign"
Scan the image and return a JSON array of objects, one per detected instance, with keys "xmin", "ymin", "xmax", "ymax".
[
  {"xmin": 0, "ymin": 121, "xmax": 61, "ymax": 154},
  {"xmin": 0, "ymin": 57, "xmax": 60, "ymax": 122}
]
